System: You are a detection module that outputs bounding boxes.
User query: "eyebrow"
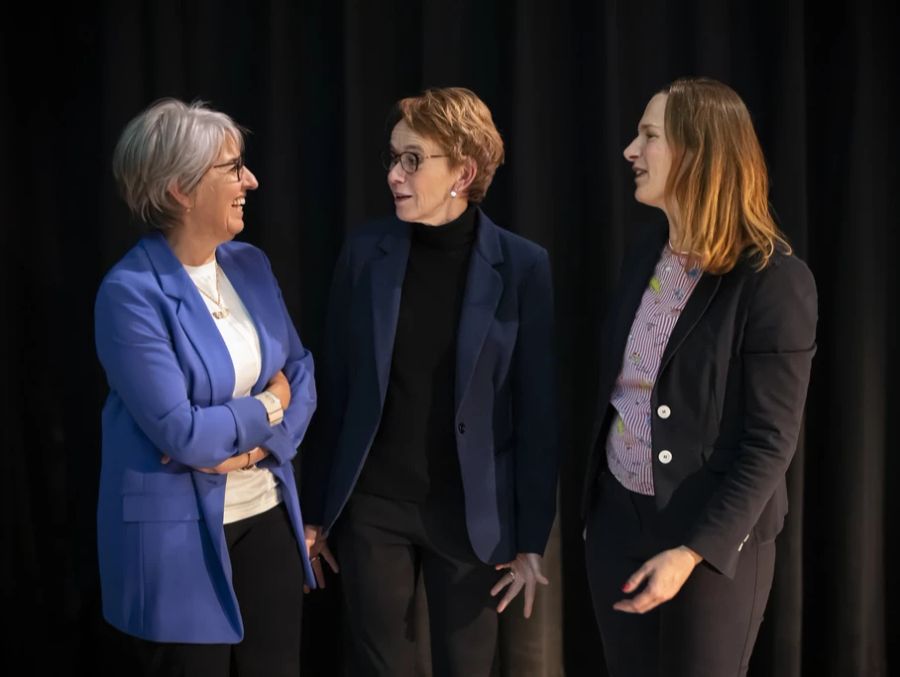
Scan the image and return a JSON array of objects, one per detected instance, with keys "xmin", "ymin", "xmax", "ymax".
[
  {"xmin": 639, "ymin": 123, "xmax": 662, "ymax": 133},
  {"xmin": 390, "ymin": 143, "xmax": 425, "ymax": 153}
]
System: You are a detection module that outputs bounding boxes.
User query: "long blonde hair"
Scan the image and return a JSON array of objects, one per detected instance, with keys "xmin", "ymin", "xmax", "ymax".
[{"xmin": 663, "ymin": 77, "xmax": 791, "ymax": 273}]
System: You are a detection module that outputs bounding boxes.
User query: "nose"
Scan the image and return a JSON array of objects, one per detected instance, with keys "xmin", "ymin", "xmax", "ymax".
[
  {"xmin": 623, "ymin": 136, "xmax": 640, "ymax": 162},
  {"xmin": 242, "ymin": 166, "xmax": 260, "ymax": 190},
  {"xmin": 387, "ymin": 161, "xmax": 406, "ymax": 185}
]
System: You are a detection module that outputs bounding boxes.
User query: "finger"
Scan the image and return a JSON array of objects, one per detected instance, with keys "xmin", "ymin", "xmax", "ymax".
[
  {"xmin": 622, "ymin": 564, "xmax": 652, "ymax": 593},
  {"xmin": 312, "ymin": 559, "xmax": 326, "ymax": 589},
  {"xmin": 322, "ymin": 547, "xmax": 340, "ymax": 574},
  {"xmin": 496, "ymin": 580, "xmax": 524, "ymax": 614},
  {"xmin": 523, "ymin": 577, "xmax": 536, "ymax": 618},
  {"xmin": 160, "ymin": 455, "xmax": 171, "ymax": 465},
  {"xmin": 490, "ymin": 576, "xmax": 511, "ymax": 597},
  {"xmin": 535, "ymin": 570, "xmax": 550, "ymax": 586},
  {"xmin": 303, "ymin": 584, "xmax": 311, "ymax": 594},
  {"xmin": 613, "ymin": 588, "xmax": 659, "ymax": 614}
]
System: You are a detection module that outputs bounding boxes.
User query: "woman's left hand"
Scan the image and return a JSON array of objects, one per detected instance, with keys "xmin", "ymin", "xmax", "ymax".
[
  {"xmin": 490, "ymin": 552, "xmax": 549, "ymax": 618},
  {"xmin": 613, "ymin": 545, "xmax": 703, "ymax": 614}
]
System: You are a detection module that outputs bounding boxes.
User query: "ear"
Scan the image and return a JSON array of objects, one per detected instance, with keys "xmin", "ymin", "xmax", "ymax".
[
  {"xmin": 453, "ymin": 158, "xmax": 478, "ymax": 195},
  {"xmin": 168, "ymin": 179, "xmax": 194, "ymax": 211}
]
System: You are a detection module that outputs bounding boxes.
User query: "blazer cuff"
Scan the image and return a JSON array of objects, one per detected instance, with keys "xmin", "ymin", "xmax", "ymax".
[
  {"xmin": 684, "ymin": 530, "xmax": 744, "ymax": 579},
  {"xmin": 225, "ymin": 396, "xmax": 275, "ymax": 452}
]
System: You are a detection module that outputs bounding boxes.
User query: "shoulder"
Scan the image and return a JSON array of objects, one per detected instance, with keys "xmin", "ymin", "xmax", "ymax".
[
  {"xmin": 97, "ymin": 238, "xmax": 157, "ymax": 299},
  {"xmin": 480, "ymin": 213, "xmax": 549, "ymax": 270},
  {"xmin": 346, "ymin": 216, "xmax": 406, "ymax": 246},
  {"xmin": 218, "ymin": 239, "xmax": 270, "ymax": 268},
  {"xmin": 732, "ymin": 249, "xmax": 816, "ymax": 297}
]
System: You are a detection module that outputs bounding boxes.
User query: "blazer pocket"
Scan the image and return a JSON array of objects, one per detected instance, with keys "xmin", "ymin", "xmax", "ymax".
[{"xmin": 122, "ymin": 493, "xmax": 202, "ymax": 522}]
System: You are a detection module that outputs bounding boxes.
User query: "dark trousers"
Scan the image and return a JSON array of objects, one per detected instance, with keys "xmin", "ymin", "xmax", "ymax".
[
  {"xmin": 131, "ymin": 502, "xmax": 304, "ymax": 677},
  {"xmin": 585, "ymin": 472, "xmax": 775, "ymax": 677},
  {"xmin": 334, "ymin": 491, "xmax": 500, "ymax": 677}
]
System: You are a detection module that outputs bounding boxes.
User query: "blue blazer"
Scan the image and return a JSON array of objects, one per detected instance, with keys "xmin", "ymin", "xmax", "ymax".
[
  {"xmin": 303, "ymin": 209, "xmax": 558, "ymax": 563},
  {"xmin": 95, "ymin": 233, "xmax": 316, "ymax": 643}
]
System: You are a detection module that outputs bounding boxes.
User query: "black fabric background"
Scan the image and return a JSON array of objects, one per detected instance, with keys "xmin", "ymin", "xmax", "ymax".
[{"xmin": 1, "ymin": 1, "xmax": 895, "ymax": 675}]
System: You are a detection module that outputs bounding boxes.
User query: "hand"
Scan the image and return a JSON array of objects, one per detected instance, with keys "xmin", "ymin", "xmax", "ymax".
[
  {"xmin": 490, "ymin": 552, "xmax": 549, "ymax": 618},
  {"xmin": 160, "ymin": 447, "xmax": 269, "ymax": 474},
  {"xmin": 612, "ymin": 546, "xmax": 703, "ymax": 614},
  {"xmin": 266, "ymin": 370, "xmax": 291, "ymax": 411},
  {"xmin": 303, "ymin": 525, "xmax": 339, "ymax": 593}
]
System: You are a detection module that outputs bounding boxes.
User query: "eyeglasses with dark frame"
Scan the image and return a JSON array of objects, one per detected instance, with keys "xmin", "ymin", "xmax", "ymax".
[
  {"xmin": 381, "ymin": 150, "xmax": 448, "ymax": 174},
  {"xmin": 212, "ymin": 155, "xmax": 245, "ymax": 181}
]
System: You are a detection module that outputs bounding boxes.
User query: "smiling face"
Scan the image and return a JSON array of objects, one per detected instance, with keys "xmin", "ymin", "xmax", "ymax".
[
  {"xmin": 187, "ymin": 134, "xmax": 259, "ymax": 244},
  {"xmin": 623, "ymin": 93, "xmax": 674, "ymax": 216},
  {"xmin": 387, "ymin": 120, "xmax": 466, "ymax": 225}
]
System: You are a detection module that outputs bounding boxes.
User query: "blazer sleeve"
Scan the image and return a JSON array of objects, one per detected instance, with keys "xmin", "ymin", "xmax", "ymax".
[
  {"xmin": 513, "ymin": 250, "xmax": 560, "ymax": 554},
  {"xmin": 301, "ymin": 242, "xmax": 353, "ymax": 524},
  {"xmin": 95, "ymin": 277, "xmax": 276, "ymax": 469},
  {"xmin": 255, "ymin": 252, "xmax": 317, "ymax": 466},
  {"xmin": 684, "ymin": 255, "xmax": 818, "ymax": 577}
]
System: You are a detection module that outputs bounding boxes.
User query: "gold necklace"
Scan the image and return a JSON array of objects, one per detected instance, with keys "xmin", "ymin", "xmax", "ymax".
[{"xmin": 195, "ymin": 264, "xmax": 230, "ymax": 319}]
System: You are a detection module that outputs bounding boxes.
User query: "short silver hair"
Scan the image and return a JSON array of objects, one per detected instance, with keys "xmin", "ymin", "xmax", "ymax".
[{"xmin": 112, "ymin": 98, "xmax": 245, "ymax": 230}]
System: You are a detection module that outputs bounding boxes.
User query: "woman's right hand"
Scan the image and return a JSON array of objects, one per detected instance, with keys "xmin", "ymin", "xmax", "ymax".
[
  {"xmin": 303, "ymin": 524, "xmax": 339, "ymax": 593},
  {"xmin": 160, "ymin": 447, "xmax": 269, "ymax": 473},
  {"xmin": 266, "ymin": 370, "xmax": 292, "ymax": 410}
]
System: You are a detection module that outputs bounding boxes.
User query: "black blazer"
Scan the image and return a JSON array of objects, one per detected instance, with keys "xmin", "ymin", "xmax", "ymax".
[
  {"xmin": 303, "ymin": 209, "xmax": 559, "ymax": 563},
  {"xmin": 581, "ymin": 223, "xmax": 817, "ymax": 578}
]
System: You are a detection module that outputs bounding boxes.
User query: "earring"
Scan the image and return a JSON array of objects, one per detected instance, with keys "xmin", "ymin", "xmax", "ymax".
[{"xmin": 450, "ymin": 190, "xmax": 458, "ymax": 198}]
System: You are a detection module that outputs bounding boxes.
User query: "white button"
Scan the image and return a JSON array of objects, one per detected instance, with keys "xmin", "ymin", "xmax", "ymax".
[
  {"xmin": 743, "ymin": 534, "xmax": 750, "ymax": 543},
  {"xmin": 657, "ymin": 405, "xmax": 671, "ymax": 419},
  {"xmin": 738, "ymin": 542, "xmax": 744, "ymax": 552},
  {"xmin": 658, "ymin": 450, "xmax": 673, "ymax": 464}
]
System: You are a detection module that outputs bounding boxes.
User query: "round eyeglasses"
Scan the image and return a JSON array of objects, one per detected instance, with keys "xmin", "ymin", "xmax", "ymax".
[{"xmin": 381, "ymin": 150, "xmax": 448, "ymax": 174}]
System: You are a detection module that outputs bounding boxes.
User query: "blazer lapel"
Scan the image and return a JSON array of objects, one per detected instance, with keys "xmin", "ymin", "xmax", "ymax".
[
  {"xmin": 216, "ymin": 247, "xmax": 276, "ymax": 391},
  {"xmin": 141, "ymin": 233, "xmax": 235, "ymax": 405},
  {"xmin": 605, "ymin": 228, "xmax": 668, "ymax": 377},
  {"xmin": 370, "ymin": 224, "xmax": 412, "ymax": 405},
  {"xmin": 658, "ymin": 271, "xmax": 721, "ymax": 374},
  {"xmin": 455, "ymin": 210, "xmax": 504, "ymax": 413}
]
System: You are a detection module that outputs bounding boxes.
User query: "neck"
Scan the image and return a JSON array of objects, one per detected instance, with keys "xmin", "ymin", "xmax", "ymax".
[
  {"xmin": 165, "ymin": 226, "xmax": 217, "ymax": 266},
  {"xmin": 421, "ymin": 199, "xmax": 469, "ymax": 227}
]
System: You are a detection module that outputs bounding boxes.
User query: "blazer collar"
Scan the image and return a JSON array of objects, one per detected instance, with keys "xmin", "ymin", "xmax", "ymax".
[
  {"xmin": 139, "ymin": 233, "xmax": 235, "ymax": 404},
  {"xmin": 455, "ymin": 209, "xmax": 504, "ymax": 411},
  {"xmin": 368, "ymin": 209, "xmax": 505, "ymax": 410}
]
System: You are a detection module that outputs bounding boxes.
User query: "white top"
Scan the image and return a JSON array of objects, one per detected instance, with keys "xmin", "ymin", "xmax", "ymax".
[{"xmin": 185, "ymin": 259, "xmax": 283, "ymax": 524}]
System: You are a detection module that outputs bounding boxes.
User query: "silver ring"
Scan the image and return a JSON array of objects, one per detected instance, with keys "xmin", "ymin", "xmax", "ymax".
[
  {"xmin": 311, "ymin": 555, "xmax": 320, "ymax": 562},
  {"xmin": 508, "ymin": 570, "xmax": 517, "ymax": 581}
]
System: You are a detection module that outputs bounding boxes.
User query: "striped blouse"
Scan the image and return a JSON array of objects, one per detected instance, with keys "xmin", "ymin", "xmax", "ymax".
[{"xmin": 605, "ymin": 244, "xmax": 701, "ymax": 495}]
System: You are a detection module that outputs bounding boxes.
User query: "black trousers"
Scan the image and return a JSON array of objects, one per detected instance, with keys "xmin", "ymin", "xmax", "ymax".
[
  {"xmin": 333, "ymin": 491, "xmax": 500, "ymax": 677},
  {"xmin": 131, "ymin": 502, "xmax": 304, "ymax": 677},
  {"xmin": 585, "ymin": 472, "xmax": 775, "ymax": 677}
]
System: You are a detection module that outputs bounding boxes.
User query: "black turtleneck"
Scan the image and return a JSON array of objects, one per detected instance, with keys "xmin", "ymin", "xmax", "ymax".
[{"xmin": 356, "ymin": 204, "xmax": 477, "ymax": 502}]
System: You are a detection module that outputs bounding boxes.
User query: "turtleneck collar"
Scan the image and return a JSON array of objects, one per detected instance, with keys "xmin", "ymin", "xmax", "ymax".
[{"xmin": 411, "ymin": 204, "xmax": 476, "ymax": 250}]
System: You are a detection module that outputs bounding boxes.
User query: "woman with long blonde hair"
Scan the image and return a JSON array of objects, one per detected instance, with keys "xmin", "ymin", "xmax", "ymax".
[{"xmin": 581, "ymin": 77, "xmax": 817, "ymax": 676}]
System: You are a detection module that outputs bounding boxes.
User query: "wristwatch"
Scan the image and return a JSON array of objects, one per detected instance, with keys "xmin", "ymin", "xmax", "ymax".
[{"xmin": 254, "ymin": 390, "xmax": 284, "ymax": 426}]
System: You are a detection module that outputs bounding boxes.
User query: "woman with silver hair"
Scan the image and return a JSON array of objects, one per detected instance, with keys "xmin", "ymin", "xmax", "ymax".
[{"xmin": 95, "ymin": 98, "xmax": 316, "ymax": 676}]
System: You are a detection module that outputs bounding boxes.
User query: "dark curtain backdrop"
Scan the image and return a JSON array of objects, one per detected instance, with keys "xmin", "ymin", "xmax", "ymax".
[{"xmin": 1, "ymin": 1, "xmax": 895, "ymax": 675}]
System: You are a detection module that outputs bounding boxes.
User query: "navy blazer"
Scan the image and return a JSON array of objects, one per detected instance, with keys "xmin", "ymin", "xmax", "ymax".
[
  {"xmin": 303, "ymin": 209, "xmax": 558, "ymax": 563},
  {"xmin": 582, "ymin": 223, "xmax": 818, "ymax": 578},
  {"xmin": 95, "ymin": 233, "xmax": 316, "ymax": 643}
]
